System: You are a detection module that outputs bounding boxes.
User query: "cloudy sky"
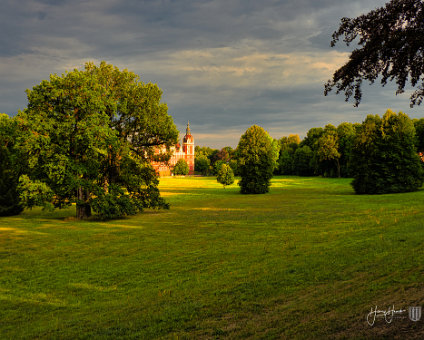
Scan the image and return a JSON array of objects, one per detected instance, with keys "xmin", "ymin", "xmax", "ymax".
[{"xmin": 1, "ymin": 0, "xmax": 421, "ymax": 148}]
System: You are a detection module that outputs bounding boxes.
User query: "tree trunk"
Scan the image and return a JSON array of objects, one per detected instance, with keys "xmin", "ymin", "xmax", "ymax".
[
  {"xmin": 76, "ymin": 186, "xmax": 92, "ymax": 219},
  {"xmin": 336, "ymin": 159, "xmax": 341, "ymax": 178}
]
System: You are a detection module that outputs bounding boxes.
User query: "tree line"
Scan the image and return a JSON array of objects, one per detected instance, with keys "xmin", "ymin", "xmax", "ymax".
[
  {"xmin": 275, "ymin": 111, "xmax": 424, "ymax": 193},
  {"xmin": 195, "ymin": 110, "xmax": 424, "ymax": 195}
]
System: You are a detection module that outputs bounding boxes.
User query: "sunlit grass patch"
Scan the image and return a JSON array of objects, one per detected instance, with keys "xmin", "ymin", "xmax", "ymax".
[{"xmin": 1, "ymin": 176, "xmax": 424, "ymax": 338}]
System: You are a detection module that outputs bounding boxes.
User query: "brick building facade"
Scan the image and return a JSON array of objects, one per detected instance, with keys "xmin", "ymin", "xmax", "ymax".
[{"xmin": 151, "ymin": 122, "xmax": 194, "ymax": 176}]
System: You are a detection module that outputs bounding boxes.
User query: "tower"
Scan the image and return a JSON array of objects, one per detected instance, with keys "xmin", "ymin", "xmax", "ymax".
[{"xmin": 183, "ymin": 121, "xmax": 195, "ymax": 175}]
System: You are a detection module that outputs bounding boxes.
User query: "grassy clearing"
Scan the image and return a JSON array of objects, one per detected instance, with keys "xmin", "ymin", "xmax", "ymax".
[{"xmin": 1, "ymin": 176, "xmax": 424, "ymax": 339}]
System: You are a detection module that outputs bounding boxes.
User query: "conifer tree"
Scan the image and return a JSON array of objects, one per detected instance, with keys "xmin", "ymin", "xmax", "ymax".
[{"xmin": 216, "ymin": 164, "xmax": 234, "ymax": 188}]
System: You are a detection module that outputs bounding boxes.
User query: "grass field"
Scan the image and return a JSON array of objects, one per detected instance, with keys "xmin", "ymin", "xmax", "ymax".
[{"xmin": 1, "ymin": 176, "xmax": 424, "ymax": 339}]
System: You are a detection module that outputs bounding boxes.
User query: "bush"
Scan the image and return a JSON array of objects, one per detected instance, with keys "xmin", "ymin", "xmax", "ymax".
[
  {"xmin": 216, "ymin": 164, "xmax": 235, "ymax": 188},
  {"xmin": 173, "ymin": 159, "xmax": 189, "ymax": 176},
  {"xmin": 237, "ymin": 125, "xmax": 278, "ymax": 194}
]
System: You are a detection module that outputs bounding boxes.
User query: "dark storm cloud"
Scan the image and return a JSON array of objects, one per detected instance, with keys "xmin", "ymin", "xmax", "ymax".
[{"xmin": 0, "ymin": 0, "xmax": 414, "ymax": 147}]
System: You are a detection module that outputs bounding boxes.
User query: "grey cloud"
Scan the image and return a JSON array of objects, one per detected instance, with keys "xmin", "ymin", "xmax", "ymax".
[{"xmin": 0, "ymin": 0, "xmax": 418, "ymax": 148}]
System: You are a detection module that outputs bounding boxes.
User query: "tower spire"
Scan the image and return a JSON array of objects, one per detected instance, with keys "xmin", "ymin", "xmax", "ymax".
[{"xmin": 186, "ymin": 120, "xmax": 191, "ymax": 135}]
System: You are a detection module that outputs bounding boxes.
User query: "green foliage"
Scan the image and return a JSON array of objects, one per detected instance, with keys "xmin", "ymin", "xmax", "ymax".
[
  {"xmin": 216, "ymin": 164, "xmax": 235, "ymax": 188},
  {"xmin": 195, "ymin": 146, "xmax": 214, "ymax": 158},
  {"xmin": 17, "ymin": 175, "xmax": 54, "ymax": 210},
  {"xmin": 280, "ymin": 134, "xmax": 300, "ymax": 151},
  {"xmin": 300, "ymin": 127, "xmax": 324, "ymax": 150},
  {"xmin": 92, "ymin": 157, "xmax": 169, "ymax": 219},
  {"xmin": 18, "ymin": 62, "xmax": 177, "ymax": 219},
  {"xmin": 297, "ymin": 124, "xmax": 357, "ymax": 178},
  {"xmin": 195, "ymin": 154, "xmax": 210, "ymax": 175},
  {"xmin": 0, "ymin": 114, "xmax": 24, "ymax": 216},
  {"xmin": 337, "ymin": 122, "xmax": 357, "ymax": 177},
  {"xmin": 208, "ymin": 149, "xmax": 220, "ymax": 165},
  {"xmin": 325, "ymin": 0, "xmax": 424, "ymax": 107},
  {"xmin": 317, "ymin": 124, "xmax": 341, "ymax": 177},
  {"xmin": 195, "ymin": 146, "xmax": 226, "ymax": 172},
  {"xmin": 173, "ymin": 159, "xmax": 189, "ymax": 176},
  {"xmin": 351, "ymin": 110, "xmax": 424, "ymax": 194},
  {"xmin": 195, "ymin": 146, "xmax": 237, "ymax": 176},
  {"xmin": 213, "ymin": 160, "xmax": 225, "ymax": 175},
  {"xmin": 413, "ymin": 118, "xmax": 424, "ymax": 153},
  {"xmin": 216, "ymin": 148, "xmax": 230, "ymax": 163},
  {"xmin": 221, "ymin": 146, "xmax": 235, "ymax": 158},
  {"xmin": 237, "ymin": 125, "xmax": 278, "ymax": 194},
  {"xmin": 276, "ymin": 135, "xmax": 299, "ymax": 175},
  {"xmin": 228, "ymin": 159, "xmax": 239, "ymax": 176},
  {"xmin": 293, "ymin": 145, "xmax": 314, "ymax": 176},
  {"xmin": 278, "ymin": 149, "xmax": 294, "ymax": 175}
]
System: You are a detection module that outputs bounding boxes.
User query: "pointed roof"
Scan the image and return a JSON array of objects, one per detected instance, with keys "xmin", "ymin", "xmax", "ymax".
[{"xmin": 186, "ymin": 121, "xmax": 191, "ymax": 136}]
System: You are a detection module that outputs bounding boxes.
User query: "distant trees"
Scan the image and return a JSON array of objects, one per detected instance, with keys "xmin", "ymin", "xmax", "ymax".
[
  {"xmin": 0, "ymin": 114, "xmax": 24, "ymax": 216},
  {"xmin": 216, "ymin": 164, "xmax": 235, "ymax": 188},
  {"xmin": 298, "ymin": 127, "xmax": 324, "ymax": 175},
  {"xmin": 230, "ymin": 123, "xmax": 358, "ymax": 181},
  {"xmin": 336, "ymin": 123, "xmax": 357, "ymax": 177},
  {"xmin": 195, "ymin": 145, "xmax": 236, "ymax": 176},
  {"xmin": 270, "ymin": 112, "xmax": 423, "ymax": 196},
  {"xmin": 317, "ymin": 125, "xmax": 341, "ymax": 178},
  {"xmin": 279, "ymin": 123, "xmax": 357, "ymax": 178},
  {"xmin": 173, "ymin": 159, "xmax": 189, "ymax": 175},
  {"xmin": 351, "ymin": 110, "xmax": 423, "ymax": 194},
  {"xmin": 194, "ymin": 154, "xmax": 210, "ymax": 175},
  {"xmin": 293, "ymin": 146, "xmax": 314, "ymax": 176},
  {"xmin": 275, "ymin": 134, "xmax": 300, "ymax": 175},
  {"xmin": 277, "ymin": 150, "xmax": 293, "ymax": 175},
  {"xmin": 237, "ymin": 125, "xmax": 279, "ymax": 194}
]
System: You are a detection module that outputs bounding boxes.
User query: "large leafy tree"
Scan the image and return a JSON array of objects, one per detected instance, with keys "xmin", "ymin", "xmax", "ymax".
[
  {"xmin": 0, "ymin": 114, "xmax": 24, "ymax": 216},
  {"xmin": 18, "ymin": 62, "xmax": 178, "ymax": 219},
  {"xmin": 325, "ymin": 0, "xmax": 424, "ymax": 107},
  {"xmin": 237, "ymin": 125, "xmax": 279, "ymax": 194},
  {"xmin": 351, "ymin": 110, "xmax": 423, "ymax": 194}
]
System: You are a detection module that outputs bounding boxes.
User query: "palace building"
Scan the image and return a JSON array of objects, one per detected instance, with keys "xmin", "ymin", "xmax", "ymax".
[{"xmin": 151, "ymin": 122, "xmax": 195, "ymax": 176}]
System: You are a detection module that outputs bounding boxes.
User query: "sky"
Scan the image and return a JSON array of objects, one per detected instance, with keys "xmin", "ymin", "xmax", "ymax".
[{"xmin": 1, "ymin": 0, "xmax": 422, "ymax": 148}]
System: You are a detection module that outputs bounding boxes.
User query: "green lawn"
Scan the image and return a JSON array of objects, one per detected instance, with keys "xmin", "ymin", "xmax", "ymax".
[{"xmin": 1, "ymin": 176, "xmax": 424, "ymax": 339}]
